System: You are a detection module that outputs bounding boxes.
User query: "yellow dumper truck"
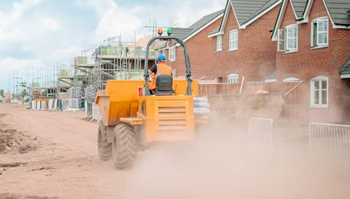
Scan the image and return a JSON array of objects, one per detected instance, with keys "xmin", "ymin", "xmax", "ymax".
[{"xmin": 95, "ymin": 32, "xmax": 207, "ymax": 169}]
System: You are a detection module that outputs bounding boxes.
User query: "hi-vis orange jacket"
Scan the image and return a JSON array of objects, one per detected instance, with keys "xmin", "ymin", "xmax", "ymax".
[{"xmin": 148, "ymin": 63, "xmax": 173, "ymax": 90}]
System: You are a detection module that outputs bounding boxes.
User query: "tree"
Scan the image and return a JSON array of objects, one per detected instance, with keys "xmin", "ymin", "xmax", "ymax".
[
  {"xmin": 20, "ymin": 90, "xmax": 28, "ymax": 98},
  {"xmin": 0, "ymin": 89, "xmax": 4, "ymax": 97},
  {"xmin": 42, "ymin": 90, "xmax": 48, "ymax": 97}
]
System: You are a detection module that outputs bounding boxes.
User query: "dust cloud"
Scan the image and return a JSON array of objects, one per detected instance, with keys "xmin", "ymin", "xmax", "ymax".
[{"xmin": 123, "ymin": 125, "xmax": 350, "ymax": 199}]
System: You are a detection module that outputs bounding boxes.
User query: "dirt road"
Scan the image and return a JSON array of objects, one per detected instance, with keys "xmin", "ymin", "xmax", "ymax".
[
  {"xmin": 0, "ymin": 104, "xmax": 133, "ymax": 199},
  {"xmin": 1, "ymin": 103, "xmax": 350, "ymax": 199}
]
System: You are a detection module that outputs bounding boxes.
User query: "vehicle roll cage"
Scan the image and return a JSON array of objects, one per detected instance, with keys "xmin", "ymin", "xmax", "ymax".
[{"xmin": 144, "ymin": 36, "xmax": 192, "ymax": 96}]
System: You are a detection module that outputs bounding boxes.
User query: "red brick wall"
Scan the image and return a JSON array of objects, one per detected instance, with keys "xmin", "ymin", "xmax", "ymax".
[
  {"xmin": 168, "ymin": 17, "xmax": 222, "ymax": 79},
  {"xmin": 276, "ymin": 0, "xmax": 350, "ymax": 123},
  {"xmin": 205, "ymin": 5, "xmax": 280, "ymax": 83},
  {"xmin": 281, "ymin": 0, "xmax": 296, "ymax": 28},
  {"xmin": 168, "ymin": 4, "xmax": 280, "ymax": 83}
]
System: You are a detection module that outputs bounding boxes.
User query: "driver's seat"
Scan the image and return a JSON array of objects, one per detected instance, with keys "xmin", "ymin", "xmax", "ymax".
[{"xmin": 155, "ymin": 75, "xmax": 174, "ymax": 96}]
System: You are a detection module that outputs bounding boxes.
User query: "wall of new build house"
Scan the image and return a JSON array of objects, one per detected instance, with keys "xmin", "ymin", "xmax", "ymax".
[
  {"xmin": 206, "ymin": 5, "xmax": 280, "ymax": 83},
  {"xmin": 276, "ymin": 0, "xmax": 350, "ymax": 123},
  {"xmin": 167, "ymin": 17, "xmax": 222, "ymax": 80}
]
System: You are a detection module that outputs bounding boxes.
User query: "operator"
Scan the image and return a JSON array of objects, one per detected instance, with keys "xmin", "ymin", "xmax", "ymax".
[{"xmin": 148, "ymin": 54, "xmax": 173, "ymax": 94}]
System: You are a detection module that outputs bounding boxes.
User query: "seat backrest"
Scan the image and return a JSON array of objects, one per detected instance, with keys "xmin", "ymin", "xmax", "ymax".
[{"xmin": 156, "ymin": 75, "xmax": 173, "ymax": 96}]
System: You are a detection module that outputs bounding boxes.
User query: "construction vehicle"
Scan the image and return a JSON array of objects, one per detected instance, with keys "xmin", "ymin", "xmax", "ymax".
[{"xmin": 95, "ymin": 29, "xmax": 206, "ymax": 169}]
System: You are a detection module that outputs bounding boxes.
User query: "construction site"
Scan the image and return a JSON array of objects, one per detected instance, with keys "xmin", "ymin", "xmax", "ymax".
[
  {"xmin": 1, "ymin": 0, "xmax": 350, "ymax": 198},
  {"xmin": 2, "ymin": 35, "xmax": 160, "ymax": 116}
]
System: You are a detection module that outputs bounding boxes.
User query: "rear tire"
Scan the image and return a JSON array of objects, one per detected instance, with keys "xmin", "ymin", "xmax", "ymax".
[
  {"xmin": 112, "ymin": 124, "xmax": 137, "ymax": 169},
  {"xmin": 97, "ymin": 122, "xmax": 112, "ymax": 161}
]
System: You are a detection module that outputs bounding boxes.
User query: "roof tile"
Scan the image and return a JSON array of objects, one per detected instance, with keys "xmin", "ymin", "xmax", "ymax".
[
  {"xmin": 339, "ymin": 57, "xmax": 350, "ymax": 76},
  {"xmin": 230, "ymin": 0, "xmax": 281, "ymax": 25},
  {"xmin": 324, "ymin": 0, "xmax": 350, "ymax": 25}
]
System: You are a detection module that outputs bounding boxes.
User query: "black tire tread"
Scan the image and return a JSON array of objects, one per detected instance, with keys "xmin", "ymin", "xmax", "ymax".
[
  {"xmin": 112, "ymin": 124, "xmax": 137, "ymax": 169},
  {"xmin": 98, "ymin": 122, "xmax": 112, "ymax": 161}
]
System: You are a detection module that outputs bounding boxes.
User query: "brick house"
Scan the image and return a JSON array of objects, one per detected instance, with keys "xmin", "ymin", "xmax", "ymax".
[
  {"xmin": 271, "ymin": 0, "xmax": 350, "ymax": 123},
  {"xmin": 207, "ymin": 0, "xmax": 282, "ymax": 83},
  {"xmin": 157, "ymin": 10, "xmax": 224, "ymax": 79}
]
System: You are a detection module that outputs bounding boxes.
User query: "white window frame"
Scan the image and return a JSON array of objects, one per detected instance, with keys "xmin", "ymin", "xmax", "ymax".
[
  {"xmin": 310, "ymin": 76, "xmax": 328, "ymax": 108},
  {"xmin": 229, "ymin": 30, "xmax": 238, "ymax": 51},
  {"xmin": 311, "ymin": 17, "xmax": 329, "ymax": 48},
  {"xmin": 277, "ymin": 29, "xmax": 285, "ymax": 52},
  {"xmin": 169, "ymin": 46, "xmax": 176, "ymax": 62},
  {"xmin": 283, "ymin": 77, "xmax": 301, "ymax": 82},
  {"xmin": 285, "ymin": 24, "xmax": 298, "ymax": 52},
  {"xmin": 216, "ymin": 36, "xmax": 222, "ymax": 51},
  {"xmin": 227, "ymin": 74, "xmax": 239, "ymax": 84}
]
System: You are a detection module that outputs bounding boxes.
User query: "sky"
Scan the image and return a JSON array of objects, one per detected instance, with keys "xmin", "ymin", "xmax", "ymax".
[{"xmin": 0, "ymin": 0, "xmax": 226, "ymax": 91}]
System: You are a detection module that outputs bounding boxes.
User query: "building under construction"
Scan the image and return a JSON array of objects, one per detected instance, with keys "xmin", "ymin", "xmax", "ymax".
[{"xmin": 47, "ymin": 35, "xmax": 161, "ymax": 112}]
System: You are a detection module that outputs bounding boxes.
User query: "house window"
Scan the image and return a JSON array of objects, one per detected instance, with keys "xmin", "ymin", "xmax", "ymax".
[
  {"xmin": 311, "ymin": 17, "xmax": 328, "ymax": 47},
  {"xmin": 277, "ymin": 29, "xmax": 285, "ymax": 52},
  {"xmin": 169, "ymin": 46, "xmax": 176, "ymax": 62},
  {"xmin": 216, "ymin": 36, "xmax": 222, "ymax": 51},
  {"xmin": 229, "ymin": 30, "xmax": 238, "ymax": 51},
  {"xmin": 310, "ymin": 76, "xmax": 328, "ymax": 108},
  {"xmin": 218, "ymin": 77, "xmax": 223, "ymax": 83},
  {"xmin": 283, "ymin": 77, "xmax": 301, "ymax": 82},
  {"xmin": 286, "ymin": 25, "xmax": 298, "ymax": 52},
  {"xmin": 277, "ymin": 24, "xmax": 298, "ymax": 52},
  {"xmin": 227, "ymin": 74, "xmax": 239, "ymax": 84}
]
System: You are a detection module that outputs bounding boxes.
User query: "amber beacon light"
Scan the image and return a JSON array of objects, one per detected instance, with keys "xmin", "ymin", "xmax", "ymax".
[{"xmin": 157, "ymin": 28, "xmax": 163, "ymax": 36}]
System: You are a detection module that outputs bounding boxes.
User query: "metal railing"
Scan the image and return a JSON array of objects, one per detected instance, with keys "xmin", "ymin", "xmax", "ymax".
[
  {"xmin": 309, "ymin": 122, "xmax": 350, "ymax": 168},
  {"xmin": 248, "ymin": 117, "xmax": 274, "ymax": 146},
  {"xmin": 248, "ymin": 119, "xmax": 350, "ymax": 168},
  {"xmin": 309, "ymin": 122, "xmax": 350, "ymax": 147},
  {"xmin": 246, "ymin": 82, "xmax": 265, "ymax": 93},
  {"xmin": 92, "ymin": 103, "xmax": 102, "ymax": 122},
  {"xmin": 61, "ymin": 99, "xmax": 80, "ymax": 112},
  {"xmin": 198, "ymin": 83, "xmax": 240, "ymax": 96},
  {"xmin": 85, "ymin": 101, "xmax": 93, "ymax": 119}
]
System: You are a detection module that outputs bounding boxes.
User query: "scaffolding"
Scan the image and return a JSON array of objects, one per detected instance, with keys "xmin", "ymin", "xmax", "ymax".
[
  {"xmin": 73, "ymin": 54, "xmax": 94, "ymax": 89},
  {"xmin": 93, "ymin": 56, "xmax": 132, "ymax": 89},
  {"xmin": 57, "ymin": 63, "xmax": 74, "ymax": 93},
  {"xmin": 7, "ymin": 35, "xmax": 160, "ymax": 108},
  {"xmin": 92, "ymin": 38, "xmax": 157, "ymax": 90}
]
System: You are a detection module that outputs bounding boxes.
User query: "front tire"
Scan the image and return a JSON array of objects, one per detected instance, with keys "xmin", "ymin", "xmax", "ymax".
[
  {"xmin": 97, "ymin": 122, "xmax": 112, "ymax": 161},
  {"xmin": 112, "ymin": 124, "xmax": 137, "ymax": 169}
]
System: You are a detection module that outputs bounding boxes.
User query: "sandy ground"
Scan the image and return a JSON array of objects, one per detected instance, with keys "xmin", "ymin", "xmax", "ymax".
[
  {"xmin": 0, "ymin": 104, "xmax": 133, "ymax": 199},
  {"xmin": 0, "ymin": 103, "xmax": 350, "ymax": 199}
]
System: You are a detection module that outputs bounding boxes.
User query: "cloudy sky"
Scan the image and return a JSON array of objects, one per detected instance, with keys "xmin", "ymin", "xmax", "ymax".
[{"xmin": 0, "ymin": 0, "xmax": 225, "ymax": 91}]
